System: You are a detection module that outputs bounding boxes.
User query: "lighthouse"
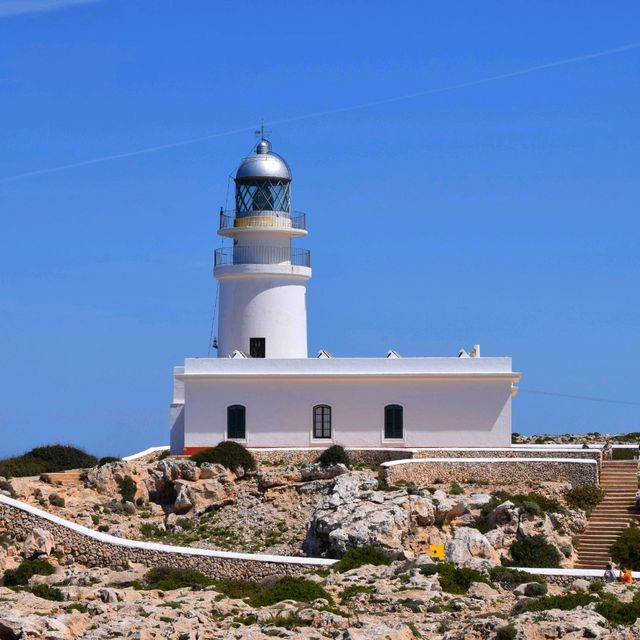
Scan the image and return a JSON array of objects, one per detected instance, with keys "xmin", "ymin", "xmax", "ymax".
[{"xmin": 215, "ymin": 137, "xmax": 311, "ymax": 358}]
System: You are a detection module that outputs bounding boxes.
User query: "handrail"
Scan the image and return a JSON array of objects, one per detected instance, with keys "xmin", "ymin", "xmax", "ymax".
[
  {"xmin": 214, "ymin": 246, "xmax": 311, "ymax": 267},
  {"xmin": 219, "ymin": 210, "xmax": 306, "ymax": 231}
]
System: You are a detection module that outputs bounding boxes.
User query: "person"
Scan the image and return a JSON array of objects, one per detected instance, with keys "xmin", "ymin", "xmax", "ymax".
[
  {"xmin": 604, "ymin": 563, "xmax": 618, "ymax": 583},
  {"xmin": 603, "ymin": 440, "xmax": 613, "ymax": 461},
  {"xmin": 618, "ymin": 566, "xmax": 633, "ymax": 584}
]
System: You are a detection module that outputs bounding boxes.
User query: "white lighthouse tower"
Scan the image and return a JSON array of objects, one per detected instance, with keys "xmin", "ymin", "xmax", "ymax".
[{"xmin": 214, "ymin": 137, "xmax": 311, "ymax": 358}]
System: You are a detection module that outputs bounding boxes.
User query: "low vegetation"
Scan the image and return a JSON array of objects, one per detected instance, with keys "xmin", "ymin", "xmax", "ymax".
[
  {"xmin": 492, "ymin": 490, "xmax": 564, "ymax": 515},
  {"xmin": 3, "ymin": 559, "xmax": 55, "ymax": 586},
  {"xmin": 331, "ymin": 546, "xmax": 391, "ymax": 573},
  {"xmin": 190, "ymin": 441, "xmax": 256, "ymax": 472},
  {"xmin": 564, "ymin": 485, "xmax": 605, "ymax": 515},
  {"xmin": 507, "ymin": 534, "xmax": 562, "ymax": 568},
  {"xmin": 610, "ymin": 526, "xmax": 640, "ymax": 571},
  {"xmin": 0, "ymin": 444, "xmax": 97, "ymax": 478},
  {"xmin": 118, "ymin": 475, "xmax": 137, "ymax": 503},
  {"xmin": 317, "ymin": 444, "xmax": 350, "ymax": 468},
  {"xmin": 97, "ymin": 456, "xmax": 121, "ymax": 467},
  {"xmin": 139, "ymin": 567, "xmax": 215, "ymax": 590},
  {"xmin": 488, "ymin": 565, "xmax": 547, "ymax": 587},
  {"xmin": 251, "ymin": 576, "xmax": 333, "ymax": 607},
  {"xmin": 435, "ymin": 562, "xmax": 494, "ymax": 595}
]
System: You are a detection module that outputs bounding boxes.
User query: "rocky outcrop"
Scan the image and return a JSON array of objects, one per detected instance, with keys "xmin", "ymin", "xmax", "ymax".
[
  {"xmin": 258, "ymin": 463, "xmax": 348, "ymax": 490},
  {"xmin": 444, "ymin": 526, "xmax": 500, "ymax": 570},
  {"xmin": 23, "ymin": 527, "xmax": 55, "ymax": 558}
]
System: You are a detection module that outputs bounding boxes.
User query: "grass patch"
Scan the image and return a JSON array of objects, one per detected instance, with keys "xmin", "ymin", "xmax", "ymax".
[
  {"xmin": 331, "ymin": 546, "xmax": 392, "ymax": 573},
  {"xmin": 3, "ymin": 559, "xmax": 55, "ymax": 586},
  {"xmin": 517, "ymin": 592, "xmax": 594, "ymax": 613},
  {"xmin": 0, "ymin": 444, "xmax": 97, "ymax": 478},
  {"xmin": 492, "ymin": 490, "xmax": 564, "ymax": 515},
  {"xmin": 436, "ymin": 562, "xmax": 494, "ymax": 595}
]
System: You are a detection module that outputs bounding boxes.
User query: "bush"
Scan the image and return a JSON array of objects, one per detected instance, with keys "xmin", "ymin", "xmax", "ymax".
[
  {"xmin": 332, "ymin": 546, "xmax": 391, "ymax": 573},
  {"xmin": 564, "ymin": 485, "xmax": 605, "ymax": 515},
  {"xmin": 589, "ymin": 580, "xmax": 604, "ymax": 593},
  {"xmin": 48, "ymin": 493, "xmax": 65, "ymax": 507},
  {"xmin": 118, "ymin": 476, "xmax": 137, "ymax": 503},
  {"xmin": 489, "ymin": 566, "xmax": 546, "ymax": 587},
  {"xmin": 450, "ymin": 483, "xmax": 464, "ymax": 496},
  {"xmin": 190, "ymin": 442, "xmax": 256, "ymax": 472},
  {"xmin": 436, "ymin": 562, "xmax": 494, "ymax": 595},
  {"xmin": 524, "ymin": 581, "xmax": 548, "ymax": 597},
  {"xmin": 30, "ymin": 584, "xmax": 64, "ymax": 601},
  {"xmin": 213, "ymin": 578, "xmax": 260, "ymax": 600},
  {"xmin": 0, "ymin": 445, "xmax": 97, "ymax": 478},
  {"xmin": 496, "ymin": 624, "xmax": 517, "ymax": 640},
  {"xmin": 596, "ymin": 591, "xmax": 640, "ymax": 626},
  {"xmin": 317, "ymin": 444, "xmax": 350, "ymax": 468},
  {"xmin": 3, "ymin": 559, "xmax": 55, "ymax": 586},
  {"xmin": 508, "ymin": 535, "xmax": 562, "ymax": 568},
  {"xmin": 141, "ymin": 567, "xmax": 214, "ymax": 590},
  {"xmin": 97, "ymin": 456, "xmax": 121, "ymax": 467},
  {"xmin": 518, "ymin": 592, "xmax": 594, "ymax": 614},
  {"xmin": 610, "ymin": 527, "xmax": 640, "ymax": 571},
  {"xmin": 251, "ymin": 576, "xmax": 333, "ymax": 607},
  {"xmin": 493, "ymin": 491, "xmax": 564, "ymax": 515}
]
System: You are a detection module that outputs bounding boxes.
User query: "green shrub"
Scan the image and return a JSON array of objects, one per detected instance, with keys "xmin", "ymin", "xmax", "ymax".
[
  {"xmin": 564, "ymin": 485, "xmax": 605, "ymax": 515},
  {"xmin": 48, "ymin": 493, "xmax": 65, "ymax": 507},
  {"xmin": 524, "ymin": 581, "xmax": 548, "ymax": 596},
  {"xmin": 508, "ymin": 535, "xmax": 562, "ymax": 568},
  {"xmin": 449, "ymin": 483, "xmax": 464, "ymax": 496},
  {"xmin": 489, "ymin": 566, "xmax": 546, "ymax": 587},
  {"xmin": 613, "ymin": 448, "xmax": 637, "ymax": 460},
  {"xmin": 30, "ymin": 584, "xmax": 64, "ymax": 601},
  {"xmin": 158, "ymin": 450, "xmax": 170, "ymax": 460},
  {"xmin": 3, "ymin": 559, "xmax": 55, "ymax": 586},
  {"xmin": 436, "ymin": 562, "xmax": 494, "ymax": 595},
  {"xmin": 190, "ymin": 442, "xmax": 256, "ymax": 472},
  {"xmin": 0, "ymin": 445, "xmax": 97, "ymax": 478},
  {"xmin": 251, "ymin": 576, "xmax": 333, "ymax": 607},
  {"xmin": 141, "ymin": 566, "xmax": 214, "ymax": 590},
  {"xmin": 610, "ymin": 527, "xmax": 640, "ymax": 571},
  {"xmin": 213, "ymin": 578, "xmax": 260, "ymax": 600},
  {"xmin": 517, "ymin": 592, "xmax": 594, "ymax": 614},
  {"xmin": 493, "ymin": 491, "xmax": 564, "ymax": 515},
  {"xmin": 118, "ymin": 476, "xmax": 137, "ymax": 503},
  {"xmin": 496, "ymin": 624, "xmax": 517, "ymax": 640},
  {"xmin": 520, "ymin": 500, "xmax": 542, "ymax": 517},
  {"xmin": 332, "ymin": 546, "xmax": 391, "ymax": 573},
  {"xmin": 317, "ymin": 444, "xmax": 350, "ymax": 468},
  {"xmin": 97, "ymin": 456, "xmax": 121, "ymax": 467},
  {"xmin": 596, "ymin": 591, "xmax": 640, "ymax": 626},
  {"xmin": 65, "ymin": 602, "xmax": 88, "ymax": 613},
  {"xmin": 589, "ymin": 580, "xmax": 604, "ymax": 593}
]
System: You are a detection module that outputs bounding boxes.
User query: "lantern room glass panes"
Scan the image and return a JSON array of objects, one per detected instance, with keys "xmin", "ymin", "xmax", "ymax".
[
  {"xmin": 384, "ymin": 404, "xmax": 403, "ymax": 439},
  {"xmin": 227, "ymin": 404, "xmax": 246, "ymax": 440},
  {"xmin": 236, "ymin": 179, "xmax": 290, "ymax": 214},
  {"xmin": 313, "ymin": 405, "xmax": 332, "ymax": 439}
]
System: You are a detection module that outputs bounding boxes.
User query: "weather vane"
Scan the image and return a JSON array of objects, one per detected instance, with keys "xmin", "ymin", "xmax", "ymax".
[{"xmin": 254, "ymin": 118, "xmax": 271, "ymax": 140}]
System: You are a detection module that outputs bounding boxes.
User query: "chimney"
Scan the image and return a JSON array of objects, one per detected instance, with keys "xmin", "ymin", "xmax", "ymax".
[{"xmin": 471, "ymin": 344, "xmax": 481, "ymax": 358}]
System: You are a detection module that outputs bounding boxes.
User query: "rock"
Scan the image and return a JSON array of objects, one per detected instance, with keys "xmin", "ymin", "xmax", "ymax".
[
  {"xmin": 409, "ymin": 495, "xmax": 435, "ymax": 526},
  {"xmin": 97, "ymin": 588, "xmax": 120, "ymax": 603},
  {"xmin": 514, "ymin": 607, "xmax": 609, "ymax": 639},
  {"xmin": 23, "ymin": 527, "xmax": 55, "ymax": 558},
  {"xmin": 467, "ymin": 581, "xmax": 500, "ymax": 599},
  {"xmin": 199, "ymin": 462, "xmax": 235, "ymax": 482},
  {"xmin": 444, "ymin": 526, "xmax": 499, "ymax": 568},
  {"xmin": 0, "ymin": 477, "xmax": 32, "ymax": 499},
  {"xmin": 341, "ymin": 623, "xmax": 416, "ymax": 639},
  {"xmin": 123, "ymin": 501, "xmax": 136, "ymax": 515},
  {"xmin": 173, "ymin": 486, "xmax": 193, "ymax": 514},
  {"xmin": 431, "ymin": 491, "xmax": 468, "ymax": 525},
  {"xmin": 572, "ymin": 578, "xmax": 591, "ymax": 593}
]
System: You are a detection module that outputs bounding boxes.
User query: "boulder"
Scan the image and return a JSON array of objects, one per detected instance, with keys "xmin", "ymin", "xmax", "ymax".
[
  {"xmin": 23, "ymin": 527, "xmax": 55, "ymax": 558},
  {"xmin": 467, "ymin": 581, "xmax": 500, "ymax": 599},
  {"xmin": 431, "ymin": 490, "xmax": 468, "ymax": 525},
  {"xmin": 172, "ymin": 478, "xmax": 236, "ymax": 514},
  {"xmin": 0, "ymin": 477, "xmax": 32, "ymax": 499},
  {"xmin": 341, "ymin": 623, "xmax": 416, "ymax": 640},
  {"xmin": 444, "ymin": 526, "xmax": 499, "ymax": 568},
  {"xmin": 409, "ymin": 495, "xmax": 435, "ymax": 526}
]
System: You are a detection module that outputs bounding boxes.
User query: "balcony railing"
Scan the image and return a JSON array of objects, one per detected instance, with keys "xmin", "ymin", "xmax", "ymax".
[
  {"xmin": 214, "ymin": 246, "xmax": 311, "ymax": 268},
  {"xmin": 219, "ymin": 210, "xmax": 306, "ymax": 231}
]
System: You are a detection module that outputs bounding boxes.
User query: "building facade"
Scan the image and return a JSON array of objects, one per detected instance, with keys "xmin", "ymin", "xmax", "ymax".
[{"xmin": 170, "ymin": 139, "xmax": 520, "ymax": 454}]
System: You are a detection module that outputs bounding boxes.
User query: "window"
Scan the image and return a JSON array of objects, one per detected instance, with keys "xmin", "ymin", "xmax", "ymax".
[
  {"xmin": 250, "ymin": 337, "xmax": 266, "ymax": 358},
  {"xmin": 313, "ymin": 405, "xmax": 332, "ymax": 439},
  {"xmin": 227, "ymin": 404, "xmax": 246, "ymax": 439},
  {"xmin": 384, "ymin": 404, "xmax": 403, "ymax": 439}
]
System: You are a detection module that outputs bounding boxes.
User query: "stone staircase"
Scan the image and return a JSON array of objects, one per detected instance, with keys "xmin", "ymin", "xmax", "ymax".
[
  {"xmin": 40, "ymin": 471, "xmax": 83, "ymax": 486},
  {"xmin": 575, "ymin": 460, "xmax": 639, "ymax": 569}
]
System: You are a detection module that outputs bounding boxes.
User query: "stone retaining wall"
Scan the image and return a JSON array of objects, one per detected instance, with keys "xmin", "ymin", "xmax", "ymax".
[
  {"xmin": 251, "ymin": 448, "xmax": 411, "ymax": 466},
  {"xmin": 0, "ymin": 498, "xmax": 330, "ymax": 580},
  {"xmin": 413, "ymin": 449, "xmax": 602, "ymax": 464},
  {"xmin": 381, "ymin": 458, "xmax": 598, "ymax": 488}
]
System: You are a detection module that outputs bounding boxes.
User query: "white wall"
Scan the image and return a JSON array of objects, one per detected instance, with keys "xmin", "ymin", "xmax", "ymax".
[
  {"xmin": 182, "ymin": 376, "xmax": 513, "ymax": 450},
  {"xmin": 217, "ymin": 273, "xmax": 309, "ymax": 358}
]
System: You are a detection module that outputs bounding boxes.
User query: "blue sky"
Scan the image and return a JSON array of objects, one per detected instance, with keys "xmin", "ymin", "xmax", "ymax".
[{"xmin": 1, "ymin": 1, "xmax": 639, "ymax": 457}]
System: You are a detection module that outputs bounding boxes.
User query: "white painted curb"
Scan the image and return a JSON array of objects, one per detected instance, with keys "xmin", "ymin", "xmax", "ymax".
[
  {"xmin": 381, "ymin": 457, "xmax": 598, "ymax": 467},
  {"xmin": 123, "ymin": 446, "xmax": 170, "ymax": 461}
]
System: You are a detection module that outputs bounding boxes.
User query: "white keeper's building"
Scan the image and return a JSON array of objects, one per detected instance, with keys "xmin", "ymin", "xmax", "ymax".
[{"xmin": 170, "ymin": 138, "xmax": 520, "ymax": 454}]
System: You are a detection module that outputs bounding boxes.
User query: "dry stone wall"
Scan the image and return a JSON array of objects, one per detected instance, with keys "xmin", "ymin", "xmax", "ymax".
[
  {"xmin": 381, "ymin": 458, "xmax": 598, "ymax": 488},
  {"xmin": 0, "ymin": 498, "xmax": 331, "ymax": 579},
  {"xmin": 251, "ymin": 448, "xmax": 410, "ymax": 466}
]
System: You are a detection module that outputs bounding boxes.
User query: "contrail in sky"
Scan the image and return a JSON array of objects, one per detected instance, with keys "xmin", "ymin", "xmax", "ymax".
[{"xmin": 2, "ymin": 40, "xmax": 639, "ymax": 185}]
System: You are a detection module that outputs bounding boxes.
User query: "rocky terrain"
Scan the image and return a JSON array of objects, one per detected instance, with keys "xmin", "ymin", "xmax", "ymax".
[{"xmin": 1, "ymin": 449, "xmax": 639, "ymax": 638}]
